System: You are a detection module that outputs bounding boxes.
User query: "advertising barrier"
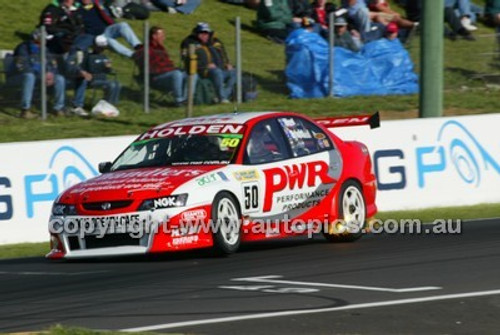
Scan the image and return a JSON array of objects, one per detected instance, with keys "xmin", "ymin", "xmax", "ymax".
[
  {"xmin": 0, "ymin": 136, "xmax": 134, "ymax": 244},
  {"xmin": 1, "ymin": 114, "xmax": 499, "ymax": 244},
  {"xmin": 335, "ymin": 113, "xmax": 500, "ymax": 211}
]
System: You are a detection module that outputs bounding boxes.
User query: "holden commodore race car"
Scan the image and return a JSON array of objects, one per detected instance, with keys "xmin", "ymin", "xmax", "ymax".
[{"xmin": 47, "ymin": 111, "xmax": 379, "ymax": 259}]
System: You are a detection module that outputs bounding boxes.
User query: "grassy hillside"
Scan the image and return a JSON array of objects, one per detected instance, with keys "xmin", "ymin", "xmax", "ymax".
[{"xmin": 0, "ymin": 0, "xmax": 498, "ymax": 143}]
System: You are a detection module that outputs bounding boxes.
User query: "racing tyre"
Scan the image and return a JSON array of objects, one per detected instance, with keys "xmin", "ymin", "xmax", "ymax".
[
  {"xmin": 212, "ymin": 192, "xmax": 242, "ymax": 254},
  {"xmin": 323, "ymin": 180, "xmax": 366, "ymax": 243}
]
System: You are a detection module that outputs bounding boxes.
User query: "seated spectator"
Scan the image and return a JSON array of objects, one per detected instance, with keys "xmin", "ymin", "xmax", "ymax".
[
  {"xmin": 334, "ymin": 17, "xmax": 360, "ymax": 52},
  {"xmin": 39, "ymin": 0, "xmax": 90, "ymax": 54},
  {"xmin": 105, "ymin": 0, "xmax": 150, "ymax": 20},
  {"xmin": 150, "ymin": 0, "xmax": 201, "ymax": 14},
  {"xmin": 445, "ymin": 0, "xmax": 477, "ymax": 31},
  {"xmin": 312, "ymin": 0, "xmax": 336, "ymax": 31},
  {"xmin": 65, "ymin": 35, "xmax": 121, "ymax": 112},
  {"xmin": 7, "ymin": 29, "xmax": 67, "ymax": 119},
  {"xmin": 85, "ymin": 36, "xmax": 122, "ymax": 106},
  {"xmin": 341, "ymin": 0, "xmax": 374, "ymax": 34},
  {"xmin": 77, "ymin": 0, "xmax": 142, "ymax": 58},
  {"xmin": 134, "ymin": 26, "xmax": 188, "ymax": 107},
  {"xmin": 404, "ymin": 0, "xmax": 475, "ymax": 41},
  {"xmin": 288, "ymin": 0, "xmax": 313, "ymax": 25},
  {"xmin": 181, "ymin": 23, "xmax": 235, "ymax": 103},
  {"xmin": 256, "ymin": 0, "xmax": 295, "ymax": 43},
  {"xmin": 367, "ymin": 0, "xmax": 416, "ymax": 29}
]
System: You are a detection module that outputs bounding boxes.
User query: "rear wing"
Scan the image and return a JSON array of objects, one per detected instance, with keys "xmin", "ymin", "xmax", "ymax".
[{"xmin": 314, "ymin": 112, "xmax": 380, "ymax": 129}]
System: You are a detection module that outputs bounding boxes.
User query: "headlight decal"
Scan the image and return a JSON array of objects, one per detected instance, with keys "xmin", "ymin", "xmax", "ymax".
[{"xmin": 138, "ymin": 194, "xmax": 188, "ymax": 211}]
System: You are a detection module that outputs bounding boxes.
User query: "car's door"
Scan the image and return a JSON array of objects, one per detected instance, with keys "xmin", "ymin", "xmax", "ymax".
[{"xmin": 239, "ymin": 116, "xmax": 342, "ymax": 224}]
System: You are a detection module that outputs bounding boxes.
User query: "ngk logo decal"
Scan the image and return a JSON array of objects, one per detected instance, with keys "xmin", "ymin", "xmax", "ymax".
[
  {"xmin": 262, "ymin": 161, "xmax": 336, "ymax": 212},
  {"xmin": 154, "ymin": 196, "xmax": 177, "ymax": 208}
]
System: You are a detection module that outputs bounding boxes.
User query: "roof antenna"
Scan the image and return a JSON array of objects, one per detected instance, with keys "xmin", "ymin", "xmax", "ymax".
[{"xmin": 232, "ymin": 102, "xmax": 239, "ymax": 114}]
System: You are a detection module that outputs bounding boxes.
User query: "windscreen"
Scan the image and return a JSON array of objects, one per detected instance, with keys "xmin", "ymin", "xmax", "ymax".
[{"xmin": 111, "ymin": 132, "xmax": 244, "ymax": 171}]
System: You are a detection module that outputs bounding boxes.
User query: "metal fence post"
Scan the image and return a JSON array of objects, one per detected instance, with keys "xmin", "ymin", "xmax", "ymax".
[
  {"xmin": 419, "ymin": 0, "xmax": 444, "ymax": 118},
  {"xmin": 40, "ymin": 26, "xmax": 47, "ymax": 120},
  {"xmin": 144, "ymin": 21, "xmax": 150, "ymax": 114},
  {"xmin": 328, "ymin": 12, "xmax": 335, "ymax": 98},
  {"xmin": 235, "ymin": 17, "xmax": 242, "ymax": 105},
  {"xmin": 186, "ymin": 44, "xmax": 196, "ymax": 118}
]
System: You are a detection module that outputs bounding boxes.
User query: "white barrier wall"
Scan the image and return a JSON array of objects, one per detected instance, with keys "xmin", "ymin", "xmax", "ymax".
[
  {"xmin": 0, "ymin": 114, "xmax": 499, "ymax": 245},
  {"xmin": 0, "ymin": 136, "xmax": 135, "ymax": 245},
  {"xmin": 335, "ymin": 113, "xmax": 500, "ymax": 211}
]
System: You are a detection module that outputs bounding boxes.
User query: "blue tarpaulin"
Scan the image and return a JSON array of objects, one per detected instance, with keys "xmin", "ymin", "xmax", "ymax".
[{"xmin": 285, "ymin": 29, "xmax": 419, "ymax": 98}]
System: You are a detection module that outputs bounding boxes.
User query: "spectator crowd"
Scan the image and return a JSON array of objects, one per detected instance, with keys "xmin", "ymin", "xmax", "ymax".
[
  {"xmin": 3, "ymin": 0, "xmax": 500, "ymax": 118},
  {"xmin": 5, "ymin": 0, "xmax": 232, "ymax": 119}
]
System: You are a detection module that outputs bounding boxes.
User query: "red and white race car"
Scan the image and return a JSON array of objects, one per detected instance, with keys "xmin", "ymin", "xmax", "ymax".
[{"xmin": 47, "ymin": 111, "xmax": 378, "ymax": 259}]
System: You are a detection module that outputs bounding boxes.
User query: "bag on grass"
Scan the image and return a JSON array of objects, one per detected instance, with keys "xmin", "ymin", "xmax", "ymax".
[
  {"xmin": 194, "ymin": 78, "xmax": 217, "ymax": 105},
  {"xmin": 242, "ymin": 72, "xmax": 258, "ymax": 102},
  {"xmin": 91, "ymin": 99, "xmax": 120, "ymax": 117}
]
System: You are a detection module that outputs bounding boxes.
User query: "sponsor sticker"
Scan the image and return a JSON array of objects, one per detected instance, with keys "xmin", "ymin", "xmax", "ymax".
[
  {"xmin": 181, "ymin": 209, "xmax": 207, "ymax": 222},
  {"xmin": 234, "ymin": 169, "xmax": 260, "ymax": 181}
]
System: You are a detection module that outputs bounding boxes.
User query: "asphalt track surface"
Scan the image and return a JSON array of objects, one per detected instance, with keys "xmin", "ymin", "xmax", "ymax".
[{"xmin": 1, "ymin": 218, "xmax": 499, "ymax": 334}]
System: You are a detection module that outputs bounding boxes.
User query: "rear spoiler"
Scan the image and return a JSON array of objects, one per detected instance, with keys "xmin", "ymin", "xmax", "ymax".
[{"xmin": 314, "ymin": 112, "xmax": 380, "ymax": 129}]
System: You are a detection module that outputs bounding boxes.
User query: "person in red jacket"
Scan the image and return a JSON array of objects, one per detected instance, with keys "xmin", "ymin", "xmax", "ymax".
[
  {"xmin": 133, "ymin": 26, "xmax": 188, "ymax": 107},
  {"xmin": 78, "ymin": 0, "xmax": 142, "ymax": 57}
]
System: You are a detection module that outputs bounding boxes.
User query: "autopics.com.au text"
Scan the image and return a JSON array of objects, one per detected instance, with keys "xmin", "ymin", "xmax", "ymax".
[{"xmin": 48, "ymin": 215, "xmax": 463, "ymax": 239}]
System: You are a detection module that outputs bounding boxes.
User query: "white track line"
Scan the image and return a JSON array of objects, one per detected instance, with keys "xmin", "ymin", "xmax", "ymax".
[
  {"xmin": 121, "ymin": 289, "xmax": 500, "ymax": 332},
  {"xmin": 231, "ymin": 275, "xmax": 441, "ymax": 293}
]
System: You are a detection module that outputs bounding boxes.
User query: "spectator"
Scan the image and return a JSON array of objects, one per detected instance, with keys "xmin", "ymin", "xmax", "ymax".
[
  {"xmin": 288, "ymin": 0, "xmax": 313, "ymax": 24},
  {"xmin": 7, "ymin": 29, "xmax": 67, "ymax": 119},
  {"xmin": 65, "ymin": 35, "xmax": 121, "ymax": 112},
  {"xmin": 134, "ymin": 26, "xmax": 188, "ymax": 107},
  {"xmin": 334, "ymin": 17, "xmax": 360, "ymax": 52},
  {"xmin": 181, "ymin": 23, "xmax": 235, "ymax": 103},
  {"xmin": 105, "ymin": 0, "xmax": 150, "ymax": 19},
  {"xmin": 77, "ymin": 0, "xmax": 142, "ymax": 58},
  {"xmin": 341, "ymin": 0, "xmax": 373, "ymax": 34},
  {"xmin": 39, "ymin": 0, "xmax": 90, "ymax": 54},
  {"xmin": 367, "ymin": 0, "xmax": 416, "ymax": 29},
  {"xmin": 445, "ymin": 0, "xmax": 477, "ymax": 31},
  {"xmin": 404, "ymin": 0, "xmax": 475, "ymax": 41},
  {"xmin": 150, "ymin": 0, "xmax": 202, "ymax": 14},
  {"xmin": 256, "ymin": 0, "xmax": 295, "ymax": 43},
  {"xmin": 312, "ymin": 0, "xmax": 336, "ymax": 31},
  {"xmin": 84, "ymin": 36, "xmax": 122, "ymax": 105}
]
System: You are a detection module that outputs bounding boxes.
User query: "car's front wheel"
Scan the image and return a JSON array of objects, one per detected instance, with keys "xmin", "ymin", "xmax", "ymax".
[
  {"xmin": 324, "ymin": 180, "xmax": 366, "ymax": 242},
  {"xmin": 212, "ymin": 192, "xmax": 242, "ymax": 254}
]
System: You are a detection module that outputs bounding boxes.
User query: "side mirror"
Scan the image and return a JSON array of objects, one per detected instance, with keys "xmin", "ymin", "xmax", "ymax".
[{"xmin": 98, "ymin": 162, "xmax": 112, "ymax": 174}]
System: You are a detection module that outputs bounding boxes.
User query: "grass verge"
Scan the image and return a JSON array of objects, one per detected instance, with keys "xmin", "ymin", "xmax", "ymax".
[{"xmin": 1, "ymin": 203, "xmax": 498, "ymax": 260}]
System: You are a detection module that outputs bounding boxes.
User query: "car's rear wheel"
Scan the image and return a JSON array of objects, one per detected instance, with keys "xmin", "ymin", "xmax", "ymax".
[
  {"xmin": 323, "ymin": 180, "xmax": 366, "ymax": 242},
  {"xmin": 212, "ymin": 192, "xmax": 241, "ymax": 254}
]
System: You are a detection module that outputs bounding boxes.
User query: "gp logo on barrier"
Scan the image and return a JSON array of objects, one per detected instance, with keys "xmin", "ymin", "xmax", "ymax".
[
  {"xmin": 416, "ymin": 120, "xmax": 500, "ymax": 188},
  {"xmin": 374, "ymin": 121, "xmax": 500, "ymax": 190},
  {"xmin": 24, "ymin": 146, "xmax": 98, "ymax": 218}
]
